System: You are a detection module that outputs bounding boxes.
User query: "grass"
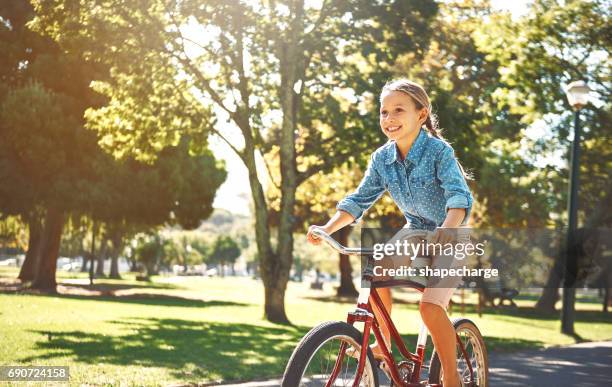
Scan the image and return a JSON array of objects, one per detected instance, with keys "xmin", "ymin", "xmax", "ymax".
[{"xmin": 0, "ymin": 267, "xmax": 610, "ymax": 386}]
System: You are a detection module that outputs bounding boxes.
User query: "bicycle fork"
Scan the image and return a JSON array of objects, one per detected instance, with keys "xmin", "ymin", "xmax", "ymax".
[
  {"xmin": 324, "ymin": 285, "xmax": 374, "ymax": 387},
  {"xmin": 324, "ymin": 307, "xmax": 372, "ymax": 387}
]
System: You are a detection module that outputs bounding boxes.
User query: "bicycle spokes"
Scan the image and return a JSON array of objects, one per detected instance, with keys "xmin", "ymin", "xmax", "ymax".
[
  {"xmin": 456, "ymin": 330, "xmax": 484, "ymax": 386},
  {"xmin": 300, "ymin": 336, "xmax": 375, "ymax": 387}
]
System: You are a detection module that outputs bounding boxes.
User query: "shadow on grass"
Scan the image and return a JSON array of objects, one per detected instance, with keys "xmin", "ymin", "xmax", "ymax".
[
  {"xmin": 0, "ymin": 278, "xmax": 182, "ymax": 292},
  {"xmin": 0, "ymin": 287, "xmax": 250, "ymax": 309},
  {"xmin": 59, "ymin": 281, "xmax": 185, "ymax": 291},
  {"xmin": 22, "ymin": 316, "xmax": 565, "ymax": 384},
  {"xmin": 0, "ymin": 278, "xmax": 250, "ymax": 308},
  {"xmin": 54, "ymin": 293, "xmax": 251, "ymax": 308},
  {"xmin": 25, "ymin": 318, "xmax": 310, "ymax": 382}
]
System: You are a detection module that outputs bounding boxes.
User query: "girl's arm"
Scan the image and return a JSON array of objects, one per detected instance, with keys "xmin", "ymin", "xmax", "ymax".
[
  {"xmin": 432, "ymin": 145, "xmax": 473, "ymax": 244},
  {"xmin": 307, "ymin": 152, "xmax": 385, "ymax": 245},
  {"xmin": 306, "ymin": 210, "xmax": 355, "ymax": 245},
  {"xmin": 431, "ymin": 208, "xmax": 467, "ymax": 244},
  {"xmin": 441, "ymin": 208, "xmax": 467, "ymax": 228},
  {"xmin": 435, "ymin": 146, "xmax": 473, "ymax": 225},
  {"xmin": 428, "ymin": 208, "xmax": 467, "ymax": 244}
]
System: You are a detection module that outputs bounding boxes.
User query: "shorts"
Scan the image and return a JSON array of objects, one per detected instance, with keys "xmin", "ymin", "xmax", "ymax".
[{"xmin": 372, "ymin": 227, "xmax": 467, "ymax": 310}]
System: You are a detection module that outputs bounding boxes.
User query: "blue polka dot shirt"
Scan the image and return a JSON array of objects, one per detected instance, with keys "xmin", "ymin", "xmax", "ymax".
[{"xmin": 336, "ymin": 128, "xmax": 474, "ymax": 230}]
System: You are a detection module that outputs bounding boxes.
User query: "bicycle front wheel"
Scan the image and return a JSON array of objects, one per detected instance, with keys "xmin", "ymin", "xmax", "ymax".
[
  {"xmin": 428, "ymin": 317, "xmax": 488, "ymax": 387},
  {"xmin": 282, "ymin": 321, "xmax": 380, "ymax": 387}
]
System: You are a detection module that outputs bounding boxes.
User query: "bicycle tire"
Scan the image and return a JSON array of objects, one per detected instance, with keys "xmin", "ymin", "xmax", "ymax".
[
  {"xmin": 428, "ymin": 318, "xmax": 488, "ymax": 387},
  {"xmin": 282, "ymin": 320, "xmax": 380, "ymax": 387}
]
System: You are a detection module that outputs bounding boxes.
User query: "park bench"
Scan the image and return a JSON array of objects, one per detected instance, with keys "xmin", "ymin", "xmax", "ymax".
[{"xmin": 479, "ymin": 278, "xmax": 519, "ymax": 307}]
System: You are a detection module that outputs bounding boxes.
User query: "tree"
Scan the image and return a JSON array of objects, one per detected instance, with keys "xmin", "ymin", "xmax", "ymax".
[
  {"xmin": 0, "ymin": 0, "xmax": 110, "ymax": 290},
  {"xmin": 87, "ymin": 136, "xmax": 226, "ymax": 277},
  {"xmin": 0, "ymin": 215, "xmax": 27, "ymax": 253},
  {"xmin": 474, "ymin": 0, "xmax": 611, "ymax": 312},
  {"xmin": 133, "ymin": 233, "xmax": 166, "ymax": 278},
  {"xmin": 31, "ymin": 0, "xmax": 439, "ymax": 322},
  {"xmin": 0, "ymin": 1, "xmax": 226, "ymax": 290},
  {"xmin": 0, "ymin": 82, "xmax": 79, "ymax": 290},
  {"xmin": 210, "ymin": 236, "xmax": 241, "ymax": 277},
  {"xmin": 161, "ymin": 232, "xmax": 208, "ymax": 273}
]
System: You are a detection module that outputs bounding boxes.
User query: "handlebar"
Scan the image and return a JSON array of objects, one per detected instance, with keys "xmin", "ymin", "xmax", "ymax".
[{"xmin": 311, "ymin": 227, "xmax": 432, "ymax": 256}]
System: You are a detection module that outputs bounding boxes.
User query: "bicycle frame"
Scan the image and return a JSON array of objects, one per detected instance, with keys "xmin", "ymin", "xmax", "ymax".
[
  {"xmin": 310, "ymin": 227, "xmax": 475, "ymax": 387},
  {"xmin": 326, "ymin": 284, "xmax": 473, "ymax": 387}
]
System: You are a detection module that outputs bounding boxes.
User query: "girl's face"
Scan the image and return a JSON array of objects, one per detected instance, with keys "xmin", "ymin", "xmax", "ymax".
[{"xmin": 379, "ymin": 90, "xmax": 427, "ymax": 142}]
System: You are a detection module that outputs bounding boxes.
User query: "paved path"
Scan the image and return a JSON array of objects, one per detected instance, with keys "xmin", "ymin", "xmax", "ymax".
[
  {"xmin": 212, "ymin": 340, "xmax": 612, "ymax": 386},
  {"xmin": 488, "ymin": 340, "xmax": 612, "ymax": 386}
]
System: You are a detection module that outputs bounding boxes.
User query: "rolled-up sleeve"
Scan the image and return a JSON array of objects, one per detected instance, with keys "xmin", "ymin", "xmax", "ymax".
[
  {"xmin": 436, "ymin": 146, "xmax": 473, "ymax": 224},
  {"xmin": 336, "ymin": 153, "xmax": 385, "ymax": 224}
]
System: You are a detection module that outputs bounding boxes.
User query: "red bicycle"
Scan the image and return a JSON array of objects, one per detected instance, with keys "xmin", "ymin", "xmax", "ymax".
[{"xmin": 282, "ymin": 228, "xmax": 488, "ymax": 386}]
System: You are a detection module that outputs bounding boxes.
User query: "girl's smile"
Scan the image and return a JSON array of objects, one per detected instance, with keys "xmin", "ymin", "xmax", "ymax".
[{"xmin": 385, "ymin": 125, "xmax": 402, "ymax": 133}]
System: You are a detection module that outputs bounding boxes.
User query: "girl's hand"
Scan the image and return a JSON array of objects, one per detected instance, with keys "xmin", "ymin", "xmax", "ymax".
[
  {"xmin": 429, "ymin": 227, "xmax": 458, "ymax": 245},
  {"xmin": 431, "ymin": 208, "xmax": 467, "ymax": 244},
  {"xmin": 307, "ymin": 225, "xmax": 329, "ymax": 245}
]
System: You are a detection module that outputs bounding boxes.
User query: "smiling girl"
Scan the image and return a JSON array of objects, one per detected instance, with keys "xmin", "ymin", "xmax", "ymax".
[{"xmin": 307, "ymin": 79, "xmax": 473, "ymax": 387}]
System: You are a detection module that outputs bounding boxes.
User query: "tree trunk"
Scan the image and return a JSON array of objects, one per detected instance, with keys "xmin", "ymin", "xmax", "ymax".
[
  {"xmin": 80, "ymin": 230, "xmax": 88, "ymax": 272},
  {"xmin": 89, "ymin": 220, "xmax": 97, "ymax": 285},
  {"xmin": 335, "ymin": 227, "xmax": 359, "ymax": 297},
  {"xmin": 229, "ymin": 3, "xmax": 304, "ymax": 324},
  {"xmin": 607, "ymin": 267, "xmax": 612, "ymax": 312},
  {"xmin": 32, "ymin": 207, "xmax": 64, "ymax": 292},
  {"xmin": 264, "ymin": 279, "xmax": 289, "ymax": 324},
  {"xmin": 243, "ymin": 124, "xmax": 285, "ymax": 321},
  {"xmin": 18, "ymin": 216, "xmax": 43, "ymax": 282},
  {"xmin": 109, "ymin": 229, "xmax": 122, "ymax": 279},
  {"xmin": 109, "ymin": 254, "xmax": 120, "ymax": 279},
  {"xmin": 95, "ymin": 238, "xmax": 107, "ymax": 276},
  {"xmin": 81, "ymin": 254, "xmax": 89, "ymax": 272},
  {"xmin": 535, "ymin": 256, "xmax": 563, "ymax": 312},
  {"xmin": 259, "ymin": 1, "xmax": 304, "ymax": 325}
]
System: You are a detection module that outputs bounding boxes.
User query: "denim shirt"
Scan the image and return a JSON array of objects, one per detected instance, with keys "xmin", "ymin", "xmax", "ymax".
[{"xmin": 336, "ymin": 128, "xmax": 473, "ymax": 231}]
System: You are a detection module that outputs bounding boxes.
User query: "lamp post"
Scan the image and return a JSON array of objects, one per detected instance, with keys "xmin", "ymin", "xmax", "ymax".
[{"xmin": 561, "ymin": 80, "xmax": 591, "ymax": 335}]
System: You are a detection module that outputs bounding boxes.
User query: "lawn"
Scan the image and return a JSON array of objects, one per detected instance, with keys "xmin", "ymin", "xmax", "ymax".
[{"xmin": 0, "ymin": 267, "xmax": 610, "ymax": 386}]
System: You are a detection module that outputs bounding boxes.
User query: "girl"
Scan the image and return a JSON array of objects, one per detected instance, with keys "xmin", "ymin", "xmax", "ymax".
[{"xmin": 306, "ymin": 79, "xmax": 473, "ymax": 387}]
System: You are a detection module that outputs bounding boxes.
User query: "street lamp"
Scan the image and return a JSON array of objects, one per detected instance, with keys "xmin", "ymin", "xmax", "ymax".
[{"xmin": 560, "ymin": 80, "xmax": 591, "ymax": 335}]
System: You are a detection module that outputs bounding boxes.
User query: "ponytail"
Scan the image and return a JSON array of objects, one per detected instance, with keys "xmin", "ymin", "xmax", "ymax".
[{"xmin": 424, "ymin": 112, "xmax": 443, "ymax": 140}]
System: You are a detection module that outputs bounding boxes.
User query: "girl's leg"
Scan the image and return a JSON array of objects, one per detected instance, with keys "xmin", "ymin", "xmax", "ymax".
[
  {"xmin": 420, "ymin": 300, "xmax": 460, "ymax": 387},
  {"xmin": 370, "ymin": 287, "xmax": 392, "ymax": 356},
  {"xmin": 421, "ymin": 244, "xmax": 464, "ymax": 386}
]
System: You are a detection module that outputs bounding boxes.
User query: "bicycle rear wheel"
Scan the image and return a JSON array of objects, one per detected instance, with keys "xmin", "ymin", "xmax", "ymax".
[
  {"xmin": 282, "ymin": 321, "xmax": 379, "ymax": 387},
  {"xmin": 428, "ymin": 318, "xmax": 488, "ymax": 387}
]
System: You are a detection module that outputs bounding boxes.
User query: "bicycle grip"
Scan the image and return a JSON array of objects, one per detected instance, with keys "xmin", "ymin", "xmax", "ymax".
[{"xmin": 311, "ymin": 227, "xmax": 324, "ymax": 240}]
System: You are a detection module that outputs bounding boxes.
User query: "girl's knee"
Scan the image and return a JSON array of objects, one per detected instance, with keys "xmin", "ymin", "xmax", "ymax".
[{"xmin": 419, "ymin": 301, "xmax": 443, "ymax": 319}]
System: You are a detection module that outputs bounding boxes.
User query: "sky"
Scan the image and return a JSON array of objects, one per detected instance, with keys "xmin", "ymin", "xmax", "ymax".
[{"xmin": 211, "ymin": 0, "xmax": 533, "ymax": 216}]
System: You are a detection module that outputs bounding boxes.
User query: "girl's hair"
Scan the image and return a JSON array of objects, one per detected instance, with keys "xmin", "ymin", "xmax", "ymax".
[
  {"xmin": 381, "ymin": 78, "xmax": 443, "ymax": 140},
  {"xmin": 381, "ymin": 78, "xmax": 472, "ymax": 180}
]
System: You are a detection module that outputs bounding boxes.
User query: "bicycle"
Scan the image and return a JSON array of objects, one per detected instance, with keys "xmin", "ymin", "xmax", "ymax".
[{"xmin": 282, "ymin": 228, "xmax": 488, "ymax": 386}]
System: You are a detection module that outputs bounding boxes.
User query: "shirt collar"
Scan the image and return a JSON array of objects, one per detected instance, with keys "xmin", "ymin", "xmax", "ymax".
[{"xmin": 385, "ymin": 128, "xmax": 429, "ymax": 165}]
